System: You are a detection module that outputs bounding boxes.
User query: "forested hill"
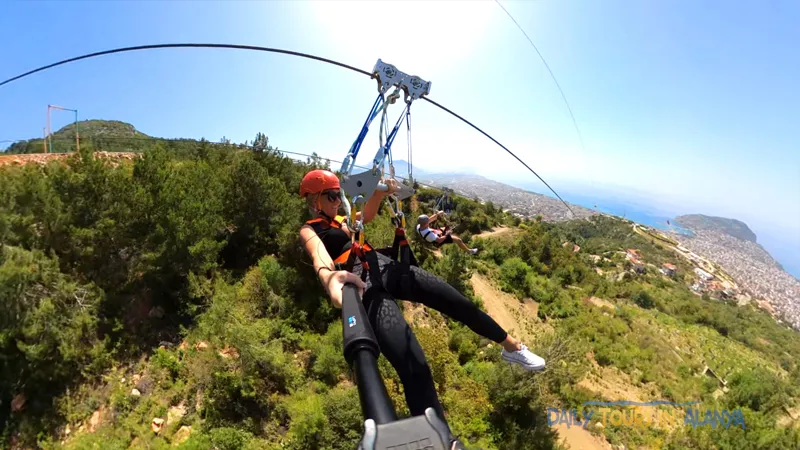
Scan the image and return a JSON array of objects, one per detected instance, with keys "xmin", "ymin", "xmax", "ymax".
[
  {"xmin": 676, "ymin": 214, "xmax": 758, "ymax": 242},
  {"xmin": 3, "ymin": 120, "xmax": 150, "ymax": 154},
  {"xmin": 59, "ymin": 120, "xmax": 150, "ymax": 138}
]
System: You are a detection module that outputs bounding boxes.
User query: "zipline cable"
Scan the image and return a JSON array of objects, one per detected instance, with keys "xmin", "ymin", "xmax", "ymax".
[{"xmin": 494, "ymin": 0, "xmax": 587, "ymax": 157}]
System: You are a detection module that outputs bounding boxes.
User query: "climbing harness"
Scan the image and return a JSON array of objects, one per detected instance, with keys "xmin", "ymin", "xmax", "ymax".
[
  {"xmin": 416, "ymin": 219, "xmax": 452, "ymax": 249},
  {"xmin": 305, "ymin": 211, "xmax": 416, "ymax": 287}
]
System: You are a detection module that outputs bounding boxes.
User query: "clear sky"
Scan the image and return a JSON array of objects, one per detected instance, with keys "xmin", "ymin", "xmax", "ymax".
[{"xmin": 1, "ymin": 1, "xmax": 798, "ymax": 273}]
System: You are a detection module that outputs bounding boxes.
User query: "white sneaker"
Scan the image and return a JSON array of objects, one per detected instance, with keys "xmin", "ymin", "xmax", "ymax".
[
  {"xmin": 469, "ymin": 248, "xmax": 479, "ymax": 255},
  {"xmin": 501, "ymin": 344, "xmax": 546, "ymax": 372}
]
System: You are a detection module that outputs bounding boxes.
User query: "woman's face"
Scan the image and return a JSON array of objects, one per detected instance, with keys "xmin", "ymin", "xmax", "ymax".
[{"xmin": 319, "ymin": 189, "xmax": 341, "ymax": 217}]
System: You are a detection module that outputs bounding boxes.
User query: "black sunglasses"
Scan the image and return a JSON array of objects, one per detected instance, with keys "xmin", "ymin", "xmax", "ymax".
[{"xmin": 322, "ymin": 190, "xmax": 341, "ymax": 202}]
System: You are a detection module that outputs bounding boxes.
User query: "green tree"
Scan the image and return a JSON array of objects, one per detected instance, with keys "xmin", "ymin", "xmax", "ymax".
[
  {"xmin": 633, "ymin": 290, "xmax": 655, "ymax": 309},
  {"xmin": 221, "ymin": 153, "xmax": 302, "ymax": 271},
  {"xmin": 0, "ymin": 246, "xmax": 109, "ymax": 435}
]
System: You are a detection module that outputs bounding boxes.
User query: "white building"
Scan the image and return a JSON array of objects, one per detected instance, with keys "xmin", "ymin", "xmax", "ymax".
[{"xmin": 694, "ymin": 267, "xmax": 714, "ymax": 282}]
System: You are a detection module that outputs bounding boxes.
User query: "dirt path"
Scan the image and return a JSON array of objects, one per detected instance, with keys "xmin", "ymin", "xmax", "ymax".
[
  {"xmin": 468, "ymin": 273, "xmax": 614, "ymax": 450},
  {"xmin": 469, "ymin": 273, "xmax": 545, "ymax": 342},
  {"xmin": 0, "ymin": 152, "xmax": 138, "ymax": 167},
  {"xmin": 552, "ymin": 423, "xmax": 612, "ymax": 450},
  {"xmin": 587, "ymin": 296, "xmax": 615, "ymax": 311},
  {"xmin": 474, "ymin": 226, "xmax": 514, "ymax": 239},
  {"xmin": 470, "ymin": 274, "xmax": 521, "ymax": 336}
]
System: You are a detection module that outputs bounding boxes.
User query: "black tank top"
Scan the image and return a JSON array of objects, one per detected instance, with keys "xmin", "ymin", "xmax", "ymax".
[{"xmin": 308, "ymin": 214, "xmax": 352, "ymax": 260}]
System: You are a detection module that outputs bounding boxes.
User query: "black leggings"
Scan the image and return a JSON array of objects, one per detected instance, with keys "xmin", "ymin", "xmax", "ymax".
[
  {"xmin": 355, "ymin": 253, "xmax": 508, "ymax": 418},
  {"xmin": 361, "ymin": 253, "xmax": 508, "ymax": 343}
]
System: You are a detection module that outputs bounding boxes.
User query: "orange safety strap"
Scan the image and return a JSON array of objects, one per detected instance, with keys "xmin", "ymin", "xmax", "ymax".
[
  {"xmin": 305, "ymin": 214, "xmax": 346, "ymax": 228},
  {"xmin": 305, "ymin": 214, "xmax": 382, "ymax": 276},
  {"xmin": 333, "ymin": 249, "xmax": 351, "ymax": 265},
  {"xmin": 307, "ymin": 214, "xmax": 354, "ymax": 266}
]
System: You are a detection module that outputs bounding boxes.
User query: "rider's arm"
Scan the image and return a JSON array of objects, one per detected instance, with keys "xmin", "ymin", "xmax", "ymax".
[
  {"xmin": 360, "ymin": 180, "xmax": 398, "ymax": 224},
  {"xmin": 434, "ymin": 234, "xmax": 448, "ymax": 245},
  {"xmin": 300, "ymin": 225, "xmax": 336, "ymax": 278},
  {"xmin": 358, "ymin": 192, "xmax": 386, "ymax": 224}
]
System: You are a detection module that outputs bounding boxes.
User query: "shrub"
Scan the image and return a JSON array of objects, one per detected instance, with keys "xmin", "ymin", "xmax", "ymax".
[
  {"xmin": 0, "ymin": 246, "xmax": 109, "ymax": 435},
  {"xmin": 633, "ymin": 291, "xmax": 655, "ymax": 309},
  {"xmin": 499, "ymin": 257, "xmax": 532, "ymax": 296}
]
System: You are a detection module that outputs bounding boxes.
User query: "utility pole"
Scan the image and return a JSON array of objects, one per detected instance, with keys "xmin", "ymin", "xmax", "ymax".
[{"xmin": 46, "ymin": 105, "xmax": 80, "ymax": 153}]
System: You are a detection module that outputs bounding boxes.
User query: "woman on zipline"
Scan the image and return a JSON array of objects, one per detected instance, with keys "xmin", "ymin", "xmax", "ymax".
[{"xmin": 298, "ymin": 169, "xmax": 545, "ymax": 420}]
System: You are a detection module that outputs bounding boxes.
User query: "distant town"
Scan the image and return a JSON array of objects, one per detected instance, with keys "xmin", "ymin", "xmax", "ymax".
[
  {"xmin": 674, "ymin": 229, "xmax": 800, "ymax": 331},
  {"xmin": 420, "ymin": 173, "xmax": 594, "ymax": 222}
]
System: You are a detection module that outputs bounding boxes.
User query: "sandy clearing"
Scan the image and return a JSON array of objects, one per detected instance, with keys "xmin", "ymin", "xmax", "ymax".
[{"xmin": 552, "ymin": 423, "xmax": 613, "ymax": 450}]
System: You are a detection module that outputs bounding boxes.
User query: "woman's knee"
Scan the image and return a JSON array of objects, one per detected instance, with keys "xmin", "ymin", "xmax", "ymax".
[{"xmin": 401, "ymin": 335, "xmax": 436, "ymax": 381}]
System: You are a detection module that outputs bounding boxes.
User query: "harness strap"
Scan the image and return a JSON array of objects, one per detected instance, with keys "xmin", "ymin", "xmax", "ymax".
[
  {"xmin": 306, "ymin": 214, "xmax": 357, "ymax": 268},
  {"xmin": 392, "ymin": 227, "xmax": 418, "ymax": 268},
  {"xmin": 339, "ymin": 241, "xmax": 383, "ymax": 287},
  {"xmin": 419, "ymin": 226, "xmax": 441, "ymax": 244},
  {"xmin": 401, "ymin": 235, "xmax": 418, "ymax": 268},
  {"xmin": 307, "ymin": 214, "xmax": 416, "ymax": 292}
]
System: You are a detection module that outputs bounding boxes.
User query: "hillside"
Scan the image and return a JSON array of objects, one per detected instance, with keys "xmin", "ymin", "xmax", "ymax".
[
  {"xmin": 388, "ymin": 159, "xmax": 429, "ymax": 178},
  {"xmin": 4, "ymin": 120, "xmax": 151, "ymax": 154},
  {"xmin": 676, "ymin": 214, "xmax": 758, "ymax": 243},
  {"xmin": 59, "ymin": 119, "xmax": 150, "ymax": 139}
]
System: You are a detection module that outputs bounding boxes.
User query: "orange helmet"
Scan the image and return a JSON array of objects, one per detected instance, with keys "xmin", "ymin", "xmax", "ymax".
[{"xmin": 300, "ymin": 169, "xmax": 340, "ymax": 197}]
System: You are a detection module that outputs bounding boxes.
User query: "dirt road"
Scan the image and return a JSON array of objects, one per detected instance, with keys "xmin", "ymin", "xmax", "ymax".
[
  {"xmin": 473, "ymin": 226, "xmax": 514, "ymax": 239},
  {"xmin": 0, "ymin": 152, "xmax": 138, "ymax": 167},
  {"xmin": 469, "ymin": 273, "xmax": 543, "ymax": 343}
]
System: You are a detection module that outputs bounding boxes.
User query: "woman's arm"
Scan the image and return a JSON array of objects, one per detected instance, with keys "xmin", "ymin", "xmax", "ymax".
[
  {"xmin": 300, "ymin": 225, "xmax": 364, "ymax": 308},
  {"xmin": 359, "ymin": 193, "xmax": 385, "ymax": 224},
  {"xmin": 359, "ymin": 179, "xmax": 399, "ymax": 224},
  {"xmin": 300, "ymin": 225, "xmax": 336, "ymax": 274}
]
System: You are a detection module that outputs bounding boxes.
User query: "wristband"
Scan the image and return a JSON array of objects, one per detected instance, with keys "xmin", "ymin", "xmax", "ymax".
[{"xmin": 317, "ymin": 266, "xmax": 333, "ymax": 294}]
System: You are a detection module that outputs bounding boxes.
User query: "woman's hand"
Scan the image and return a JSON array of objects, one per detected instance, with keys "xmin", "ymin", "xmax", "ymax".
[
  {"xmin": 326, "ymin": 270, "xmax": 366, "ymax": 308},
  {"xmin": 382, "ymin": 179, "xmax": 399, "ymax": 196}
]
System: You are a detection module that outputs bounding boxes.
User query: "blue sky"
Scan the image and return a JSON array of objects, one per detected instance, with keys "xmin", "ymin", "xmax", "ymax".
[{"xmin": 1, "ymin": 1, "xmax": 798, "ymax": 274}]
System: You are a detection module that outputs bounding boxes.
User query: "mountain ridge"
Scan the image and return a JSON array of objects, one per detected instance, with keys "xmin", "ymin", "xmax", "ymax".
[
  {"xmin": 676, "ymin": 214, "xmax": 758, "ymax": 243},
  {"xmin": 57, "ymin": 119, "xmax": 150, "ymax": 138}
]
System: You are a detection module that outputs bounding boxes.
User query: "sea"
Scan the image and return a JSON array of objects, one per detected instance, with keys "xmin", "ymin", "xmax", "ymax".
[{"xmin": 552, "ymin": 190, "xmax": 694, "ymax": 236}]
